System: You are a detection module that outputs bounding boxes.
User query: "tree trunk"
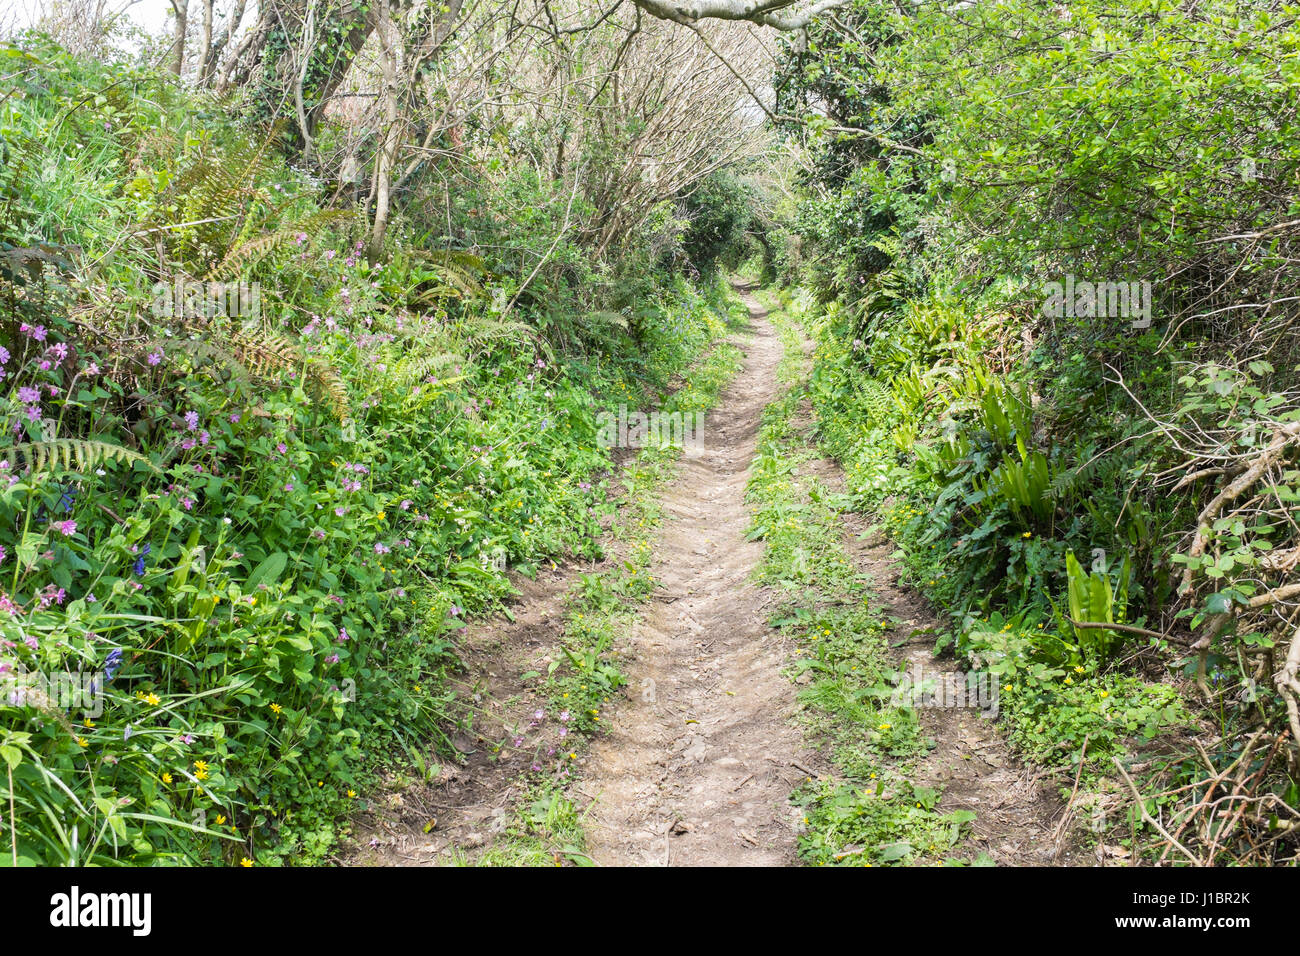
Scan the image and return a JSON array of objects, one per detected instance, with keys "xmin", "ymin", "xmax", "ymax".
[{"xmin": 169, "ymin": 0, "xmax": 189, "ymax": 76}]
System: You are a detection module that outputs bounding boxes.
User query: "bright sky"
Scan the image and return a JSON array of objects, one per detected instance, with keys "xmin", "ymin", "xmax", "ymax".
[{"xmin": 4, "ymin": 0, "xmax": 177, "ymax": 42}]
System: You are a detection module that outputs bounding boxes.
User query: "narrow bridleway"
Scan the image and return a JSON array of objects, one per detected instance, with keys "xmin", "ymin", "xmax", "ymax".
[{"xmin": 579, "ymin": 288, "xmax": 817, "ymax": 866}]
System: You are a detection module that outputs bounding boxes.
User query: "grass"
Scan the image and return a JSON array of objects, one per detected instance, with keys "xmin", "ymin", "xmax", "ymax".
[{"xmin": 745, "ymin": 295, "xmax": 980, "ymax": 867}]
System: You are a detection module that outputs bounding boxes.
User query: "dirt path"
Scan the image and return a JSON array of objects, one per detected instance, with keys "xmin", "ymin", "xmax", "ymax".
[
  {"xmin": 578, "ymin": 288, "xmax": 815, "ymax": 866},
  {"xmin": 351, "ymin": 286, "xmax": 1077, "ymax": 866}
]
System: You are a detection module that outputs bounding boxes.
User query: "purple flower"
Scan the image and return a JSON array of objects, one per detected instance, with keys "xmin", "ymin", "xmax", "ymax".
[
  {"xmin": 17, "ymin": 387, "xmax": 39, "ymax": 404},
  {"xmin": 147, "ymin": 351, "xmax": 163, "ymax": 366},
  {"xmin": 337, "ymin": 628, "xmax": 350, "ymax": 643},
  {"xmin": 53, "ymin": 520, "xmax": 76, "ymax": 536},
  {"xmin": 373, "ymin": 542, "xmax": 390, "ymax": 554},
  {"xmin": 184, "ymin": 410, "xmax": 199, "ymax": 432}
]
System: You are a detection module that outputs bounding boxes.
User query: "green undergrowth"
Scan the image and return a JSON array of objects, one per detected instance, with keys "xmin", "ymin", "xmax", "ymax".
[
  {"xmin": 745, "ymin": 295, "xmax": 979, "ymax": 867},
  {"xmin": 0, "ymin": 41, "xmax": 758, "ymax": 866}
]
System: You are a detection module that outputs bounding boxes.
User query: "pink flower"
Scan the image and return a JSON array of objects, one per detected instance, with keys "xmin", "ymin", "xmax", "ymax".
[{"xmin": 54, "ymin": 520, "xmax": 76, "ymax": 536}]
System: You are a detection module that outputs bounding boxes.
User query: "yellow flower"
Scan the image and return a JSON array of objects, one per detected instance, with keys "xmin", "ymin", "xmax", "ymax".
[
  {"xmin": 194, "ymin": 760, "xmax": 210, "ymax": 773},
  {"xmin": 161, "ymin": 772, "xmax": 173, "ymax": 784},
  {"xmin": 1100, "ymin": 690, "xmax": 1109, "ymax": 698},
  {"xmin": 240, "ymin": 857, "xmax": 254, "ymax": 867},
  {"xmin": 76, "ymin": 737, "xmax": 88, "ymax": 748},
  {"xmin": 83, "ymin": 719, "xmax": 95, "ymax": 729},
  {"xmin": 878, "ymin": 723, "xmax": 891, "ymax": 731},
  {"xmin": 269, "ymin": 702, "xmax": 283, "ymax": 714},
  {"xmin": 215, "ymin": 814, "xmax": 227, "ymax": 825},
  {"xmin": 195, "ymin": 769, "xmax": 209, "ymax": 781},
  {"xmin": 144, "ymin": 692, "xmax": 161, "ymax": 706},
  {"xmin": 347, "ymin": 789, "xmax": 357, "ymax": 798},
  {"xmin": 1022, "ymin": 531, "xmax": 1032, "ymax": 539},
  {"xmin": 1074, "ymin": 665, "xmax": 1085, "ymax": 674},
  {"xmin": 1064, "ymin": 676, "xmax": 1073, "ymax": 685}
]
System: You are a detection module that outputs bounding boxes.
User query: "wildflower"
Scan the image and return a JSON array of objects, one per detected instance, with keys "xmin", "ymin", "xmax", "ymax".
[
  {"xmin": 347, "ymin": 789, "xmax": 357, "ymax": 798},
  {"xmin": 103, "ymin": 648, "xmax": 123, "ymax": 681},
  {"xmin": 194, "ymin": 760, "xmax": 210, "ymax": 773},
  {"xmin": 269, "ymin": 702, "xmax": 283, "ymax": 714},
  {"xmin": 215, "ymin": 814, "xmax": 227, "ymax": 826},
  {"xmin": 76, "ymin": 737, "xmax": 88, "ymax": 748},
  {"xmin": 147, "ymin": 351, "xmax": 163, "ymax": 366},
  {"xmin": 144, "ymin": 692, "xmax": 161, "ymax": 706},
  {"xmin": 240, "ymin": 857, "xmax": 254, "ymax": 867},
  {"xmin": 17, "ymin": 386, "xmax": 39, "ymax": 404},
  {"xmin": 161, "ymin": 772, "xmax": 173, "ymax": 784}
]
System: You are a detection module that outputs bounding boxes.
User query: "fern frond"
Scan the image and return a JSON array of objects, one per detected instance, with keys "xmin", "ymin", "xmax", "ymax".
[
  {"xmin": 207, "ymin": 209, "xmax": 354, "ymax": 280},
  {"xmin": 5, "ymin": 440, "xmax": 156, "ymax": 474},
  {"xmin": 408, "ymin": 249, "xmax": 486, "ymax": 299},
  {"xmin": 393, "ymin": 350, "xmax": 464, "ymax": 388},
  {"xmin": 226, "ymin": 323, "xmax": 350, "ymax": 421}
]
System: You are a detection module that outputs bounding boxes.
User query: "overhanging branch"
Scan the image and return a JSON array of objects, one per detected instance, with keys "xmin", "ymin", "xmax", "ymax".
[{"xmin": 629, "ymin": 0, "xmax": 849, "ymax": 31}]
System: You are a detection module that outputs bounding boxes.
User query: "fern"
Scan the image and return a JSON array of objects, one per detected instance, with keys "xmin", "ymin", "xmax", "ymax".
[
  {"xmin": 407, "ymin": 249, "xmax": 487, "ymax": 300},
  {"xmin": 393, "ymin": 349, "xmax": 464, "ymax": 388},
  {"xmin": 226, "ymin": 323, "xmax": 350, "ymax": 421},
  {"xmin": 4, "ymin": 440, "xmax": 155, "ymax": 474},
  {"xmin": 206, "ymin": 209, "xmax": 354, "ymax": 280}
]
